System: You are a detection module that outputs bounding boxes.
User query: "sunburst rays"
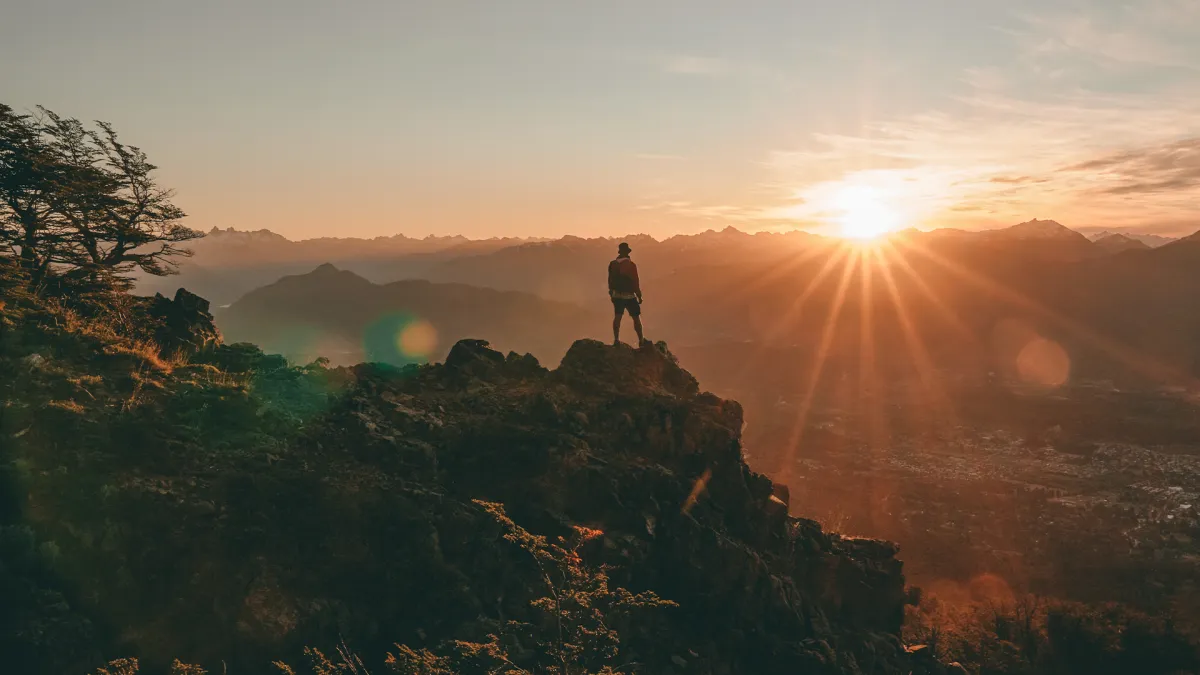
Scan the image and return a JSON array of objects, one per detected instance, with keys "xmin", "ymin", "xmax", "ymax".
[
  {"xmin": 774, "ymin": 247, "xmax": 859, "ymax": 484},
  {"xmin": 751, "ymin": 229, "xmax": 1199, "ymax": 499}
]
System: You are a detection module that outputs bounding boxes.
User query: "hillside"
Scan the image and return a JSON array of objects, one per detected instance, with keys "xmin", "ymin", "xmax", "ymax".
[
  {"xmin": 0, "ymin": 284, "xmax": 945, "ymax": 675},
  {"xmin": 217, "ymin": 263, "xmax": 602, "ymax": 367}
]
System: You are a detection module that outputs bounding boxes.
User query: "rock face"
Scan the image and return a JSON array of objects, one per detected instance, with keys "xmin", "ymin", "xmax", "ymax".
[
  {"xmin": 313, "ymin": 338, "xmax": 917, "ymax": 673},
  {"xmin": 4, "ymin": 313, "xmax": 927, "ymax": 673},
  {"xmin": 338, "ymin": 340, "xmax": 914, "ymax": 671},
  {"xmin": 146, "ymin": 287, "xmax": 221, "ymax": 355}
]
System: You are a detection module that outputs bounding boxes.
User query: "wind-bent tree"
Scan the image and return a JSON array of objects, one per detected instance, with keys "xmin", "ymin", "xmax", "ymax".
[
  {"xmin": 0, "ymin": 104, "xmax": 68, "ymax": 287},
  {"xmin": 0, "ymin": 103, "xmax": 199, "ymax": 291}
]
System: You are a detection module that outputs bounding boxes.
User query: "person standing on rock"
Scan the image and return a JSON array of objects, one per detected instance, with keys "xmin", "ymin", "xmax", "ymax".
[{"xmin": 608, "ymin": 241, "xmax": 645, "ymax": 346}]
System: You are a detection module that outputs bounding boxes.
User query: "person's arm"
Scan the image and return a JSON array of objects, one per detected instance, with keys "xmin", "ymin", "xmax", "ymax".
[
  {"xmin": 607, "ymin": 260, "xmax": 617, "ymax": 296},
  {"xmin": 632, "ymin": 262, "xmax": 642, "ymax": 301}
]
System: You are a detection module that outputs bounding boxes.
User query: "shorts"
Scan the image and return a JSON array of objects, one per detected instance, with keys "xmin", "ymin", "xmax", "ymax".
[{"xmin": 612, "ymin": 296, "xmax": 641, "ymax": 317}]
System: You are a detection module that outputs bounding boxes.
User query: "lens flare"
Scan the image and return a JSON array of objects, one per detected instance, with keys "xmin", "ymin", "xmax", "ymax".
[
  {"xmin": 398, "ymin": 319, "xmax": 438, "ymax": 359},
  {"xmin": 363, "ymin": 312, "xmax": 438, "ymax": 366},
  {"xmin": 1016, "ymin": 337, "xmax": 1070, "ymax": 388}
]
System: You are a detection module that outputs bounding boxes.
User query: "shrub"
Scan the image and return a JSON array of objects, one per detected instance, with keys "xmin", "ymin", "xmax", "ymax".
[{"xmin": 273, "ymin": 500, "xmax": 677, "ymax": 675}]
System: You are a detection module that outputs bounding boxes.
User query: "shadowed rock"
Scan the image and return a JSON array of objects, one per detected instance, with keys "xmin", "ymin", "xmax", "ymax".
[{"xmin": 147, "ymin": 288, "xmax": 221, "ymax": 356}]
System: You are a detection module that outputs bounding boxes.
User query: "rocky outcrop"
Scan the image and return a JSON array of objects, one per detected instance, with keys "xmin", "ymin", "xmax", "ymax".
[
  {"xmin": 301, "ymin": 339, "xmax": 920, "ymax": 672},
  {"xmin": 4, "ymin": 315, "xmax": 932, "ymax": 673},
  {"xmin": 146, "ymin": 287, "xmax": 221, "ymax": 355}
]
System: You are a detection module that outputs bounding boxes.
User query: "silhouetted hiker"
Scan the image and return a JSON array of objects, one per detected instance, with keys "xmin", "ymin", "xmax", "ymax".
[{"xmin": 609, "ymin": 241, "xmax": 644, "ymax": 345}]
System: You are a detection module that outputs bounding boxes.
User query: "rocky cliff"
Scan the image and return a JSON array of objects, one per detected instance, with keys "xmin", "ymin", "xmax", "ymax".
[{"xmin": 1, "ymin": 286, "xmax": 933, "ymax": 674}]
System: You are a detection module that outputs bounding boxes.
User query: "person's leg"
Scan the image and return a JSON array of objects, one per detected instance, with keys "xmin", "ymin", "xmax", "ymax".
[
  {"xmin": 629, "ymin": 302, "xmax": 644, "ymax": 344},
  {"xmin": 612, "ymin": 301, "xmax": 623, "ymax": 344}
]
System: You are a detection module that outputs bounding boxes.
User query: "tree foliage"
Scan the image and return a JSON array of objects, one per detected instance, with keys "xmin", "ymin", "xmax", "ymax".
[{"xmin": 0, "ymin": 103, "xmax": 198, "ymax": 292}]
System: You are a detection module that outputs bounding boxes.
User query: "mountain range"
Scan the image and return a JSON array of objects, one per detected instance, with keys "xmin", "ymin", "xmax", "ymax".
[
  {"xmin": 137, "ymin": 220, "xmax": 1183, "ymax": 308},
  {"xmin": 218, "ymin": 263, "xmax": 600, "ymax": 366},
  {"xmin": 207, "ymin": 218, "xmax": 1200, "ymax": 389},
  {"xmin": 133, "ymin": 227, "xmax": 546, "ymax": 306},
  {"xmin": 1083, "ymin": 229, "xmax": 1178, "ymax": 247}
]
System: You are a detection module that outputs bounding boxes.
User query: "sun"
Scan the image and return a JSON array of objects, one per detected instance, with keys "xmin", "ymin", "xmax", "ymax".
[{"xmin": 833, "ymin": 185, "xmax": 902, "ymax": 240}]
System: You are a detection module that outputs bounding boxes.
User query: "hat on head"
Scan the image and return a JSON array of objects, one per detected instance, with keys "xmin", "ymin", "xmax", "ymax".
[{"xmin": 617, "ymin": 241, "xmax": 632, "ymax": 254}]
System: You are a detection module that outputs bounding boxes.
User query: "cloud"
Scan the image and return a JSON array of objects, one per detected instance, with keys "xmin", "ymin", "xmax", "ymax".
[
  {"xmin": 1013, "ymin": 2, "xmax": 1200, "ymax": 69},
  {"xmin": 1061, "ymin": 138, "xmax": 1200, "ymax": 196},
  {"xmin": 756, "ymin": 82, "xmax": 1200, "ymax": 229},
  {"xmin": 746, "ymin": 1, "xmax": 1200, "ymax": 234},
  {"xmin": 636, "ymin": 200, "xmax": 692, "ymax": 211},
  {"xmin": 637, "ymin": 198, "xmax": 812, "ymax": 226},
  {"xmin": 634, "ymin": 153, "xmax": 685, "ymax": 161},
  {"xmin": 649, "ymin": 201, "xmax": 763, "ymax": 220},
  {"xmin": 661, "ymin": 56, "xmax": 730, "ymax": 76},
  {"xmin": 988, "ymin": 175, "xmax": 1043, "ymax": 184},
  {"xmin": 1017, "ymin": 17, "xmax": 1185, "ymax": 68},
  {"xmin": 634, "ymin": 4, "xmax": 1200, "ymax": 236}
]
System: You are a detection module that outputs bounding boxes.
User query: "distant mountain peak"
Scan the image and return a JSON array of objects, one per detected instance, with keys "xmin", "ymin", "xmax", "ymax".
[
  {"xmin": 1014, "ymin": 218, "xmax": 1068, "ymax": 231},
  {"xmin": 994, "ymin": 219, "xmax": 1087, "ymax": 242},
  {"xmin": 253, "ymin": 262, "xmax": 374, "ymax": 295},
  {"xmin": 202, "ymin": 226, "xmax": 291, "ymax": 243},
  {"xmin": 1085, "ymin": 230, "xmax": 1178, "ymax": 248},
  {"xmin": 1093, "ymin": 233, "xmax": 1150, "ymax": 253}
]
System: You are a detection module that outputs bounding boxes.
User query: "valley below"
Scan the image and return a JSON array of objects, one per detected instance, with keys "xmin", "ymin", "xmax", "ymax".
[{"xmin": 697, "ymin": 366, "xmax": 1200, "ymax": 629}]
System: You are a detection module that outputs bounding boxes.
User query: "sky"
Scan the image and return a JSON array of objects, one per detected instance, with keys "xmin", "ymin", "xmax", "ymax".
[{"xmin": 3, "ymin": 0, "xmax": 1200, "ymax": 240}]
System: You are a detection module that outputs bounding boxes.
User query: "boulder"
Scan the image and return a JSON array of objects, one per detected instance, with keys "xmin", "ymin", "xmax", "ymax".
[
  {"xmin": 196, "ymin": 342, "xmax": 287, "ymax": 374},
  {"xmin": 445, "ymin": 339, "xmax": 505, "ymax": 372},
  {"xmin": 557, "ymin": 339, "xmax": 700, "ymax": 397},
  {"xmin": 147, "ymin": 288, "xmax": 221, "ymax": 356},
  {"xmin": 503, "ymin": 350, "xmax": 545, "ymax": 378}
]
